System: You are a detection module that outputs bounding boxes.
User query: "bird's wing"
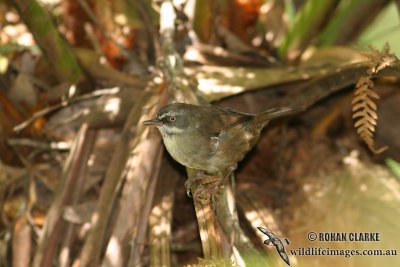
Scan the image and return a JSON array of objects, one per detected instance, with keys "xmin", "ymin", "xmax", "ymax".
[
  {"xmin": 209, "ymin": 120, "xmax": 247, "ymax": 156},
  {"xmin": 278, "ymin": 250, "xmax": 290, "ymax": 266},
  {"xmin": 273, "ymin": 239, "xmax": 285, "ymax": 252},
  {"xmin": 197, "ymin": 107, "xmax": 251, "ymax": 155},
  {"xmin": 274, "ymin": 240, "xmax": 290, "ymax": 266},
  {"xmin": 257, "ymin": 227, "xmax": 269, "ymax": 235}
]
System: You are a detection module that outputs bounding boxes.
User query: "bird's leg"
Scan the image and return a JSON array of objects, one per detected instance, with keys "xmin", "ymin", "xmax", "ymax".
[
  {"xmin": 193, "ymin": 167, "xmax": 236, "ymax": 204},
  {"xmin": 184, "ymin": 170, "xmax": 208, "ymax": 197},
  {"xmin": 193, "ymin": 176, "xmax": 222, "ymax": 204},
  {"xmin": 199, "ymin": 167, "xmax": 235, "ymax": 196},
  {"xmin": 186, "ymin": 167, "xmax": 236, "ymax": 204}
]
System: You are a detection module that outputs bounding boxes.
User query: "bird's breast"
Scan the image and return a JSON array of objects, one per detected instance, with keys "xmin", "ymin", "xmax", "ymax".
[
  {"xmin": 161, "ymin": 132, "xmax": 213, "ymax": 172},
  {"xmin": 160, "ymin": 125, "xmax": 262, "ymax": 175}
]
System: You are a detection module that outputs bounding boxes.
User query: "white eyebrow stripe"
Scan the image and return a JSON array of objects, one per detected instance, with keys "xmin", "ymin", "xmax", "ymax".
[{"xmin": 158, "ymin": 110, "xmax": 178, "ymax": 119}]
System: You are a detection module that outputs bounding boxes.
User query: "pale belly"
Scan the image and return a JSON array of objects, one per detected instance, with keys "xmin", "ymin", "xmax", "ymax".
[
  {"xmin": 162, "ymin": 133, "xmax": 221, "ymax": 174},
  {"xmin": 160, "ymin": 126, "xmax": 261, "ymax": 175}
]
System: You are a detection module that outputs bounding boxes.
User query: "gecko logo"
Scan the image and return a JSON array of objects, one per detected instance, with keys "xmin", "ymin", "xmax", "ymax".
[{"xmin": 257, "ymin": 227, "xmax": 291, "ymax": 266}]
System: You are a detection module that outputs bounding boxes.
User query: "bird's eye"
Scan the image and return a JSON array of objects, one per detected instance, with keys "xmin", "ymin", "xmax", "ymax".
[{"xmin": 169, "ymin": 116, "xmax": 176, "ymax": 122}]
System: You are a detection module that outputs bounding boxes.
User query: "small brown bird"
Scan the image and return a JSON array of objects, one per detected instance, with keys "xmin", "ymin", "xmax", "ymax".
[
  {"xmin": 143, "ymin": 103, "xmax": 302, "ymax": 193},
  {"xmin": 258, "ymin": 227, "xmax": 291, "ymax": 266}
]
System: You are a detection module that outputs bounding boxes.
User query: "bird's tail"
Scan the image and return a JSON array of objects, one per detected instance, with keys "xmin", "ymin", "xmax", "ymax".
[{"xmin": 252, "ymin": 106, "xmax": 305, "ymax": 126}]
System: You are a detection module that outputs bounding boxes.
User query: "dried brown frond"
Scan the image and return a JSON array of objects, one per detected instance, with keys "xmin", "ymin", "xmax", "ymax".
[
  {"xmin": 362, "ymin": 43, "xmax": 398, "ymax": 74},
  {"xmin": 352, "ymin": 44, "xmax": 396, "ymax": 154}
]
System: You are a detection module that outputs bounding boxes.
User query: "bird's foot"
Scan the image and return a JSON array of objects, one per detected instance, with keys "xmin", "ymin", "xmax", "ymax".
[
  {"xmin": 193, "ymin": 176, "xmax": 222, "ymax": 205},
  {"xmin": 184, "ymin": 171, "xmax": 209, "ymax": 197},
  {"xmin": 185, "ymin": 177, "xmax": 201, "ymax": 198}
]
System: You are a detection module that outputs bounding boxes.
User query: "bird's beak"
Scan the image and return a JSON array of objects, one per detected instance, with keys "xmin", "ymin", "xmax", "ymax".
[{"xmin": 142, "ymin": 118, "xmax": 163, "ymax": 126}]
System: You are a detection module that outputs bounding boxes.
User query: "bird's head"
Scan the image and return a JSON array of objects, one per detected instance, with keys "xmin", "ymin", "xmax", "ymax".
[{"xmin": 142, "ymin": 103, "xmax": 194, "ymax": 136}]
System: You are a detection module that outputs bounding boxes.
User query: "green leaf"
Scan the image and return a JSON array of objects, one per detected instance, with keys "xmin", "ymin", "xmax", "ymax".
[
  {"xmin": 385, "ymin": 158, "xmax": 400, "ymax": 180},
  {"xmin": 278, "ymin": 0, "xmax": 338, "ymax": 60}
]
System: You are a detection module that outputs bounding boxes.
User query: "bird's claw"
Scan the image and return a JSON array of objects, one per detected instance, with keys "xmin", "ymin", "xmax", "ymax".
[
  {"xmin": 185, "ymin": 173, "xmax": 223, "ymax": 204},
  {"xmin": 185, "ymin": 180, "xmax": 193, "ymax": 198},
  {"xmin": 193, "ymin": 181, "xmax": 223, "ymax": 205}
]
